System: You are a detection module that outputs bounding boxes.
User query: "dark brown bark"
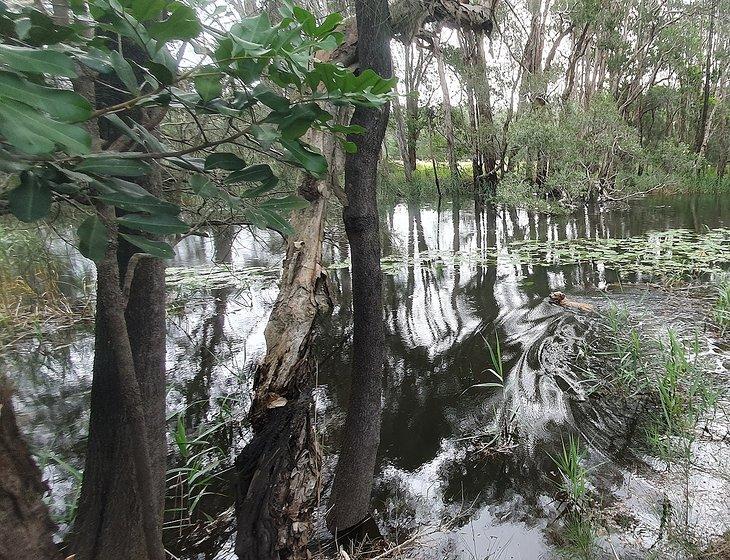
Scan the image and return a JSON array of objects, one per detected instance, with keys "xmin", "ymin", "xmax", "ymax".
[
  {"xmin": 0, "ymin": 375, "xmax": 63, "ymax": 560},
  {"xmin": 71, "ymin": 37, "xmax": 168, "ymax": 560},
  {"xmin": 326, "ymin": 0, "xmax": 392, "ymax": 534},
  {"xmin": 72, "ymin": 204, "xmax": 166, "ymax": 560}
]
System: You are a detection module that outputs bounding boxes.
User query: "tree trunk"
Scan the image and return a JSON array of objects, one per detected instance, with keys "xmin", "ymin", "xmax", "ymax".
[
  {"xmin": 404, "ymin": 43, "xmax": 419, "ymax": 173},
  {"xmin": 392, "ymin": 93, "xmax": 413, "ymax": 183},
  {"xmin": 72, "ymin": 37, "xmax": 168, "ymax": 560},
  {"xmin": 434, "ymin": 26, "xmax": 459, "ymax": 182},
  {"xmin": 234, "ymin": 109, "xmax": 347, "ymax": 560},
  {"xmin": 695, "ymin": 0, "xmax": 717, "ymax": 154},
  {"xmin": 72, "ymin": 203, "xmax": 167, "ymax": 560},
  {"xmin": 0, "ymin": 375, "xmax": 63, "ymax": 560},
  {"xmin": 473, "ymin": 31, "xmax": 498, "ymax": 195},
  {"xmin": 326, "ymin": 0, "xmax": 392, "ymax": 534}
]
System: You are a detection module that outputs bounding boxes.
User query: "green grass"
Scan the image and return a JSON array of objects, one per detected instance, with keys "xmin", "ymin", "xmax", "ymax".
[
  {"xmin": 713, "ymin": 276, "xmax": 730, "ymax": 335},
  {"xmin": 550, "ymin": 435, "xmax": 589, "ymax": 510},
  {"xmin": 549, "ymin": 436, "xmax": 596, "ymax": 559},
  {"xmin": 379, "ymin": 160, "xmax": 471, "ymax": 200}
]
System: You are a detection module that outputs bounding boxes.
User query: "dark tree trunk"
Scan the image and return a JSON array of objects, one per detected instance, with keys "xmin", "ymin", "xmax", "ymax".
[
  {"xmin": 72, "ymin": 203, "xmax": 167, "ymax": 560},
  {"xmin": 326, "ymin": 0, "xmax": 392, "ymax": 534},
  {"xmin": 71, "ymin": 37, "xmax": 167, "ymax": 560},
  {"xmin": 0, "ymin": 375, "xmax": 63, "ymax": 560},
  {"xmin": 694, "ymin": 0, "xmax": 716, "ymax": 154}
]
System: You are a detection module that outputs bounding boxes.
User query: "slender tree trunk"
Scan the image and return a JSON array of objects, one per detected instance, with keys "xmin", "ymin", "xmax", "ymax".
[
  {"xmin": 695, "ymin": 0, "xmax": 717, "ymax": 153},
  {"xmin": 326, "ymin": 0, "xmax": 392, "ymax": 533},
  {"xmin": 427, "ymin": 110, "xmax": 442, "ymax": 197},
  {"xmin": 392, "ymin": 92, "xmax": 413, "ymax": 182},
  {"xmin": 404, "ymin": 49, "xmax": 419, "ymax": 173},
  {"xmin": 473, "ymin": 31, "xmax": 498, "ymax": 195},
  {"xmin": 0, "ymin": 375, "xmax": 63, "ymax": 560},
  {"xmin": 434, "ymin": 26, "xmax": 459, "ymax": 182}
]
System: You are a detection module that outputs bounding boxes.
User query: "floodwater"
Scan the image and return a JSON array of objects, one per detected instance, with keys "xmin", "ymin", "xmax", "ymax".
[{"xmin": 5, "ymin": 194, "xmax": 730, "ymax": 559}]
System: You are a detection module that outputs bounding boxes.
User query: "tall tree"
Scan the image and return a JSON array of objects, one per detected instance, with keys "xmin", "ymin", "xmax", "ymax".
[{"xmin": 326, "ymin": 0, "xmax": 393, "ymax": 533}]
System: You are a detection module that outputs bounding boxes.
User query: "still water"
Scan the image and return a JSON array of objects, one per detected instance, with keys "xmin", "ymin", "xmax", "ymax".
[{"xmin": 6, "ymin": 194, "xmax": 730, "ymax": 559}]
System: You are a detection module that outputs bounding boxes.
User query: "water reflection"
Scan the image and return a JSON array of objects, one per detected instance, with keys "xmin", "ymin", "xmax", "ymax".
[{"xmin": 6, "ymin": 195, "xmax": 729, "ymax": 558}]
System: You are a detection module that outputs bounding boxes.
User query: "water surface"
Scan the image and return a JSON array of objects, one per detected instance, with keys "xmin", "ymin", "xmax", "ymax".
[{"xmin": 6, "ymin": 194, "xmax": 730, "ymax": 558}]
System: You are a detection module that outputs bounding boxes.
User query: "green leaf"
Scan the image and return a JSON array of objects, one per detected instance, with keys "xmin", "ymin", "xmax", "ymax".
[
  {"xmin": 250, "ymin": 124, "xmax": 279, "ymax": 150},
  {"xmin": 118, "ymin": 212, "xmax": 189, "ymax": 235},
  {"xmin": 188, "ymin": 174, "xmax": 218, "ymax": 198},
  {"xmin": 95, "ymin": 178, "xmax": 179, "ymax": 214},
  {"xmin": 75, "ymin": 156, "xmax": 151, "ymax": 177},
  {"xmin": 77, "ymin": 215, "xmax": 108, "ymax": 262},
  {"xmin": 225, "ymin": 164, "xmax": 274, "ymax": 183},
  {"xmin": 144, "ymin": 61, "xmax": 174, "ymax": 86},
  {"xmin": 0, "ymin": 71, "xmax": 92, "ymax": 123},
  {"xmin": 280, "ymin": 138, "xmax": 327, "ymax": 176},
  {"xmin": 194, "ymin": 67, "xmax": 223, "ymax": 102},
  {"xmin": 252, "ymin": 84, "xmax": 289, "ymax": 111},
  {"xmin": 0, "ymin": 97, "xmax": 91, "ymax": 154},
  {"xmin": 204, "ymin": 152, "xmax": 246, "ymax": 171},
  {"xmin": 148, "ymin": 3, "xmax": 201, "ymax": 45},
  {"xmin": 127, "ymin": 0, "xmax": 168, "ymax": 21},
  {"xmin": 119, "ymin": 233, "xmax": 174, "ymax": 258},
  {"xmin": 240, "ymin": 176, "xmax": 278, "ymax": 197},
  {"xmin": 259, "ymin": 208, "xmax": 293, "ymax": 235},
  {"xmin": 110, "ymin": 50, "xmax": 140, "ymax": 95},
  {"xmin": 8, "ymin": 173, "xmax": 51, "ymax": 222},
  {"xmin": 0, "ymin": 45, "xmax": 77, "ymax": 77},
  {"xmin": 259, "ymin": 195, "xmax": 309, "ymax": 211},
  {"xmin": 343, "ymin": 141, "xmax": 357, "ymax": 154},
  {"xmin": 76, "ymin": 46, "xmax": 114, "ymax": 73}
]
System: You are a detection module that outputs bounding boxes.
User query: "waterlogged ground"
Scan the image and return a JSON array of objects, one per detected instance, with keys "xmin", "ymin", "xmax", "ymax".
[{"xmin": 5, "ymin": 194, "xmax": 730, "ymax": 559}]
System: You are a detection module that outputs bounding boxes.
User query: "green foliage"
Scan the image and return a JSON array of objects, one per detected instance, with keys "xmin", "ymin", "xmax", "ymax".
[
  {"xmin": 0, "ymin": 0, "xmax": 394, "ymax": 261},
  {"xmin": 713, "ymin": 275, "xmax": 730, "ymax": 335}
]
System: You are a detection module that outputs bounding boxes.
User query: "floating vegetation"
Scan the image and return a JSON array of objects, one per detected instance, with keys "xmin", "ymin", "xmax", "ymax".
[
  {"xmin": 330, "ymin": 228, "xmax": 730, "ymax": 279},
  {"xmin": 165, "ymin": 264, "xmax": 280, "ymax": 291}
]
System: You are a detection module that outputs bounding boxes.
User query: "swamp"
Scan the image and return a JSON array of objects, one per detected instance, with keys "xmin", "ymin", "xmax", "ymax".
[{"xmin": 0, "ymin": 1, "xmax": 729, "ymax": 560}]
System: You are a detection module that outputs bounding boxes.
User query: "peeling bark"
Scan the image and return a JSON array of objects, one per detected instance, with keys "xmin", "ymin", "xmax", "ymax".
[{"xmin": 235, "ymin": 110, "xmax": 347, "ymax": 560}]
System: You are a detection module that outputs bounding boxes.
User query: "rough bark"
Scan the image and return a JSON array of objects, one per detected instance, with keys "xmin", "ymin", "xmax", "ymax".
[
  {"xmin": 72, "ymin": 204, "xmax": 166, "ymax": 560},
  {"xmin": 71, "ymin": 36, "xmax": 168, "ymax": 560},
  {"xmin": 326, "ymin": 0, "xmax": 392, "ymax": 534},
  {"xmin": 234, "ymin": 110, "xmax": 347, "ymax": 560},
  {"xmin": 0, "ymin": 375, "xmax": 63, "ymax": 560},
  {"xmin": 332, "ymin": 0, "xmax": 493, "ymax": 66}
]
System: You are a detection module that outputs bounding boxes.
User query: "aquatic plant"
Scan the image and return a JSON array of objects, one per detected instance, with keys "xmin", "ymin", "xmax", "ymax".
[
  {"xmin": 550, "ymin": 435, "xmax": 590, "ymax": 510},
  {"xmin": 166, "ymin": 403, "xmax": 238, "ymax": 532},
  {"xmin": 464, "ymin": 332, "xmax": 505, "ymax": 392},
  {"xmin": 559, "ymin": 515, "xmax": 596, "ymax": 560},
  {"xmin": 331, "ymin": 227, "xmax": 730, "ymax": 281},
  {"xmin": 713, "ymin": 276, "xmax": 730, "ymax": 335}
]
